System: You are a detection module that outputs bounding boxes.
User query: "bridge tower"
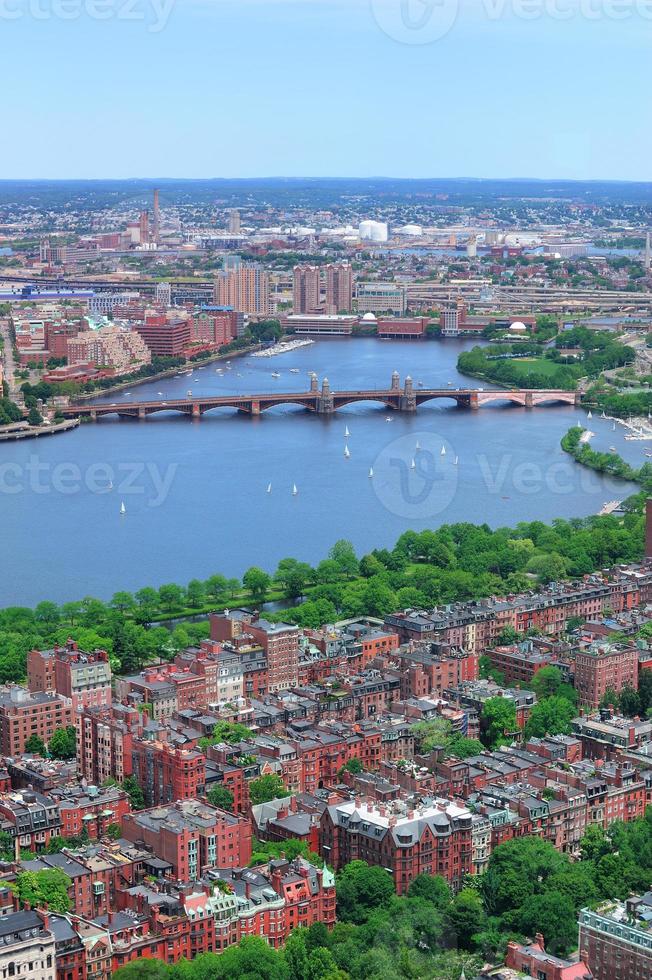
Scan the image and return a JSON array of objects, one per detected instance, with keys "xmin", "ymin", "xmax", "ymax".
[
  {"xmin": 391, "ymin": 370, "xmax": 400, "ymax": 391},
  {"xmin": 400, "ymin": 375, "xmax": 417, "ymax": 413},
  {"xmin": 317, "ymin": 377, "xmax": 335, "ymax": 414},
  {"xmin": 310, "ymin": 373, "xmax": 319, "ymax": 393}
]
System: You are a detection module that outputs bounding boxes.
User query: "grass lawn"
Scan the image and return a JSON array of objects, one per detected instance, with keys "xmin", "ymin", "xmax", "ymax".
[{"xmin": 505, "ymin": 357, "xmax": 565, "ymax": 380}]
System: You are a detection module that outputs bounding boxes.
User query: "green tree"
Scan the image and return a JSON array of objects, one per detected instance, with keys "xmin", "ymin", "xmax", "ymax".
[
  {"xmin": 207, "ymin": 786, "xmax": 235, "ymax": 811},
  {"xmin": 25, "ymin": 734, "xmax": 46, "ymax": 755},
  {"xmin": 530, "ymin": 666, "xmax": 575, "ymax": 701},
  {"xmin": 14, "ymin": 868, "xmax": 72, "ymax": 913},
  {"xmin": 199, "ymin": 721, "xmax": 253, "ymax": 749},
  {"xmin": 48, "ymin": 725, "xmax": 77, "ymax": 760},
  {"xmin": 336, "ymin": 860, "xmax": 395, "ymax": 924},
  {"xmin": 516, "ymin": 891, "xmax": 577, "ymax": 955},
  {"xmin": 407, "ymin": 874, "xmax": 451, "ymax": 909},
  {"xmin": 243, "ymin": 567, "xmax": 272, "ymax": 601},
  {"xmin": 618, "ymin": 685, "xmax": 642, "ymax": 717},
  {"xmin": 111, "ymin": 591, "xmax": 135, "ymax": 614},
  {"xmin": 157, "ymin": 583, "xmax": 185, "ymax": 612},
  {"xmin": 480, "ymin": 697, "xmax": 517, "ymax": 749},
  {"xmin": 524, "ymin": 696, "xmax": 577, "ymax": 740},
  {"xmin": 122, "ymin": 775, "xmax": 145, "ymax": 810},
  {"xmin": 444, "ymin": 888, "xmax": 486, "ymax": 951},
  {"xmin": 248, "ymin": 773, "xmax": 287, "ymax": 806},
  {"xmin": 329, "ymin": 539, "xmax": 359, "ymax": 578}
]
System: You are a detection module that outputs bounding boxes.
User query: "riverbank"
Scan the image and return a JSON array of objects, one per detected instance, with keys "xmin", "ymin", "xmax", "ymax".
[
  {"xmin": 0, "ymin": 418, "xmax": 79, "ymax": 441},
  {"xmin": 560, "ymin": 425, "xmax": 647, "ymax": 485},
  {"xmin": 72, "ymin": 342, "xmax": 264, "ymax": 402}
]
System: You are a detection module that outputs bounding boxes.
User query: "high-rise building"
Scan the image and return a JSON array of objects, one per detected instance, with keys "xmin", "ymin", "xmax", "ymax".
[
  {"xmin": 152, "ymin": 188, "xmax": 160, "ymax": 243},
  {"xmin": 213, "ymin": 263, "xmax": 270, "ymax": 316},
  {"xmin": 325, "ymin": 263, "xmax": 353, "ymax": 314},
  {"xmin": 293, "ymin": 264, "xmax": 321, "ymax": 313},
  {"xmin": 156, "ymin": 281, "xmax": 171, "ymax": 307},
  {"xmin": 227, "ymin": 209, "xmax": 241, "ymax": 234},
  {"xmin": 138, "ymin": 210, "xmax": 150, "ymax": 245}
]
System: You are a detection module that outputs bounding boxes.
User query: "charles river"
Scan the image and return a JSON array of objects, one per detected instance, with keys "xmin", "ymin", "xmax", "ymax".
[{"xmin": 1, "ymin": 338, "xmax": 642, "ymax": 606}]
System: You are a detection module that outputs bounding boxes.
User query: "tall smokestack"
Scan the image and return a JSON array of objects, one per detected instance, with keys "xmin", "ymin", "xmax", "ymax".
[
  {"xmin": 646, "ymin": 499, "xmax": 652, "ymax": 559},
  {"xmin": 153, "ymin": 189, "xmax": 160, "ymax": 244}
]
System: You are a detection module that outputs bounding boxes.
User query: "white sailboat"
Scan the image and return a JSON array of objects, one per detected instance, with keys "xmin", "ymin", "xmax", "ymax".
[
  {"xmin": 120, "ymin": 501, "xmax": 126, "ymax": 515},
  {"xmin": 440, "ymin": 445, "xmax": 446, "ymax": 456},
  {"xmin": 410, "ymin": 458, "xmax": 416, "ymax": 470},
  {"xmin": 292, "ymin": 484, "xmax": 298, "ymax": 496},
  {"xmin": 266, "ymin": 483, "xmax": 272, "ymax": 494},
  {"xmin": 344, "ymin": 444, "xmax": 351, "ymax": 458},
  {"xmin": 415, "ymin": 440, "xmax": 421, "ymax": 451},
  {"xmin": 587, "ymin": 411, "xmax": 593, "ymax": 419},
  {"xmin": 613, "ymin": 422, "xmax": 616, "ymax": 431},
  {"xmin": 345, "ymin": 425, "xmax": 350, "ymax": 438},
  {"xmin": 368, "ymin": 467, "xmax": 374, "ymax": 478},
  {"xmin": 454, "ymin": 456, "xmax": 459, "ymax": 465}
]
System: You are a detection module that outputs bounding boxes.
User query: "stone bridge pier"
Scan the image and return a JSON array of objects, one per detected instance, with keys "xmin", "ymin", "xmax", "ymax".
[
  {"xmin": 399, "ymin": 376, "xmax": 417, "ymax": 412},
  {"xmin": 317, "ymin": 378, "xmax": 335, "ymax": 414}
]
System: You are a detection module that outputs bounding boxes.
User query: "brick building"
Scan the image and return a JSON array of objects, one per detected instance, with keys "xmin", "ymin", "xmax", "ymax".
[
  {"xmin": 28, "ymin": 642, "xmax": 112, "ymax": 713},
  {"xmin": 320, "ymin": 796, "xmax": 473, "ymax": 894},
  {"xmin": 131, "ymin": 741, "xmax": 206, "ymax": 808},
  {"xmin": 77, "ymin": 703, "xmax": 141, "ymax": 785},
  {"xmin": 0, "ymin": 686, "xmax": 72, "ymax": 756},
  {"xmin": 579, "ymin": 896, "xmax": 652, "ymax": 980},
  {"xmin": 122, "ymin": 800, "xmax": 252, "ymax": 879},
  {"xmin": 574, "ymin": 642, "xmax": 639, "ymax": 708}
]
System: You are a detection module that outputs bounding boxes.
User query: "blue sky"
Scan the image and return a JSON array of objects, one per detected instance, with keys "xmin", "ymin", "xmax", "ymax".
[{"xmin": 3, "ymin": 0, "xmax": 650, "ymax": 180}]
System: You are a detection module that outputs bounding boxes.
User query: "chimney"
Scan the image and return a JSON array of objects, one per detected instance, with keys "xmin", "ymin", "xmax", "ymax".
[{"xmin": 535, "ymin": 932, "xmax": 545, "ymax": 951}]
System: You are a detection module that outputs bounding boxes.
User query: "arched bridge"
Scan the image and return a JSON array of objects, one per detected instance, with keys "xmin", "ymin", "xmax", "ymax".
[{"xmin": 59, "ymin": 375, "xmax": 580, "ymax": 421}]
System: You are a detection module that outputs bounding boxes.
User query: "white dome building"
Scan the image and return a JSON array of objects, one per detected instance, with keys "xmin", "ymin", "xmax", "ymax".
[
  {"xmin": 397, "ymin": 224, "xmax": 423, "ymax": 237},
  {"xmin": 509, "ymin": 321, "xmax": 527, "ymax": 332},
  {"xmin": 361, "ymin": 312, "xmax": 378, "ymax": 322}
]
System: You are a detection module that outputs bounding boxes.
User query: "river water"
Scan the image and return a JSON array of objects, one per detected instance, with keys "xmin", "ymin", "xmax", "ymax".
[{"xmin": 0, "ymin": 338, "xmax": 639, "ymax": 605}]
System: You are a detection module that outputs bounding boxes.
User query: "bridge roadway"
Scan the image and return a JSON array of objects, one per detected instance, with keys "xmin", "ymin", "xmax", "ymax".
[{"xmin": 59, "ymin": 376, "xmax": 580, "ymax": 421}]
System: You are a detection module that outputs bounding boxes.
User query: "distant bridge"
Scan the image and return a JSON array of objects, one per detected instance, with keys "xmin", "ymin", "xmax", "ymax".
[{"xmin": 58, "ymin": 374, "xmax": 580, "ymax": 421}]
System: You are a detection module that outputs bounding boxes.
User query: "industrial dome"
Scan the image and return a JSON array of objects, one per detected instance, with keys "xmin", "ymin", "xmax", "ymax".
[
  {"xmin": 509, "ymin": 321, "xmax": 527, "ymax": 332},
  {"xmin": 362, "ymin": 312, "xmax": 377, "ymax": 322},
  {"xmin": 398, "ymin": 224, "xmax": 423, "ymax": 236}
]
